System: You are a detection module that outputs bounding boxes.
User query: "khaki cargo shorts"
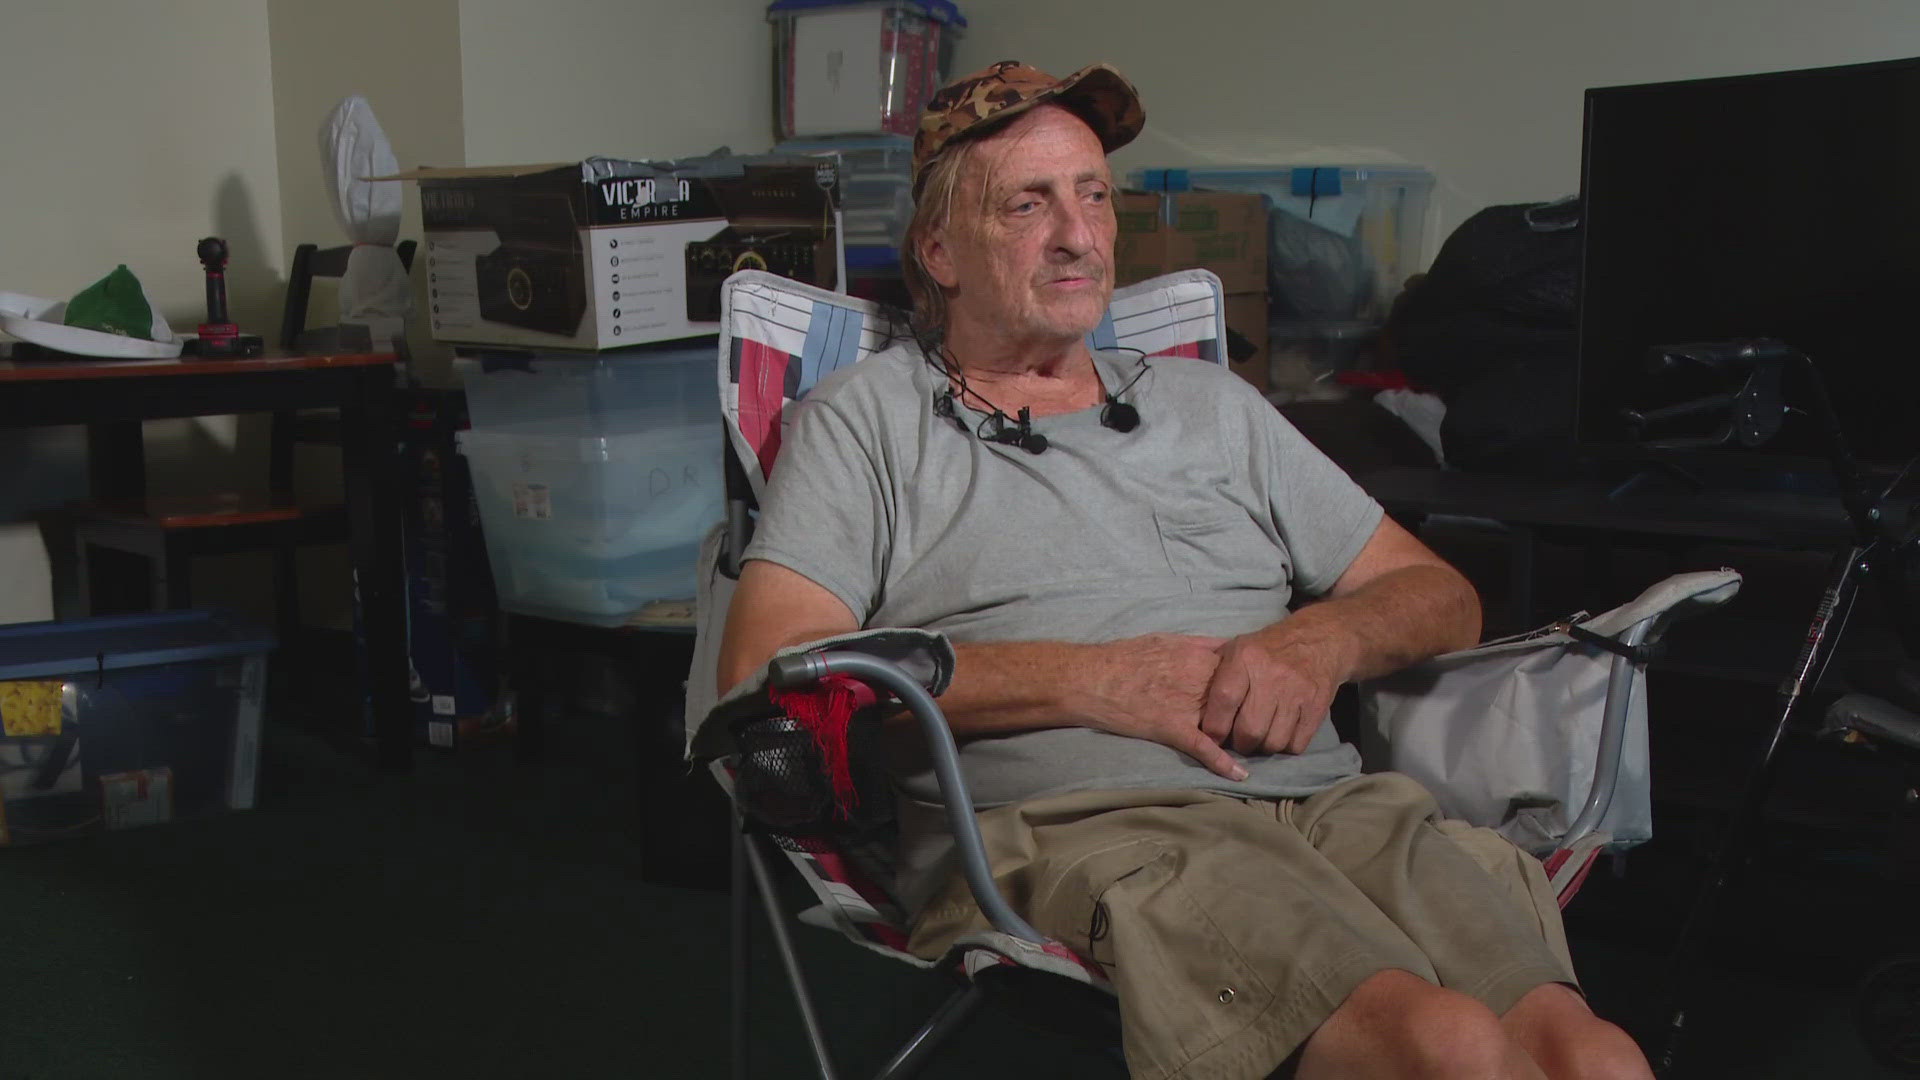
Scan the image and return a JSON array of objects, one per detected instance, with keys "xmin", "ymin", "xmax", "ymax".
[{"xmin": 906, "ymin": 772, "xmax": 1578, "ymax": 1080}]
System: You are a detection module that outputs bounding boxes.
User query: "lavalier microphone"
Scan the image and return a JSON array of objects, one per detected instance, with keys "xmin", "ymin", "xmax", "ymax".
[
  {"xmin": 1101, "ymin": 396, "xmax": 1140, "ymax": 433},
  {"xmin": 931, "ymin": 350, "xmax": 1149, "ymax": 454},
  {"xmin": 983, "ymin": 407, "xmax": 1050, "ymax": 455}
]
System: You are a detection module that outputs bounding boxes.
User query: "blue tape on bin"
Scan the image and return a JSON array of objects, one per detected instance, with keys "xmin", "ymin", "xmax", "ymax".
[
  {"xmin": 1291, "ymin": 168, "xmax": 1343, "ymax": 197},
  {"xmin": 1137, "ymin": 169, "xmax": 1191, "ymax": 194},
  {"xmin": 846, "ymin": 245, "xmax": 902, "ymax": 271}
]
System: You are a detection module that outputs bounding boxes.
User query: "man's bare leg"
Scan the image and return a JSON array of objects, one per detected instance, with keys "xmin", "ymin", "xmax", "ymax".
[
  {"xmin": 1295, "ymin": 969, "xmax": 1549, "ymax": 1079},
  {"xmin": 1499, "ymin": 983, "xmax": 1653, "ymax": 1080}
]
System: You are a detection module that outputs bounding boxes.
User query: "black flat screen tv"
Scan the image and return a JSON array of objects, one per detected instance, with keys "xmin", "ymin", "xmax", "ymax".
[{"xmin": 1576, "ymin": 56, "xmax": 1920, "ymax": 478}]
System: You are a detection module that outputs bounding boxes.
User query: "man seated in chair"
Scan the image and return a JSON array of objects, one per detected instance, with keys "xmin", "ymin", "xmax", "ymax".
[{"xmin": 719, "ymin": 60, "xmax": 1651, "ymax": 1080}]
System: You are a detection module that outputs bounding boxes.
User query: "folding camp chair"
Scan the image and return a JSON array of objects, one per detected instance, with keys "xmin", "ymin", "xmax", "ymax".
[{"xmin": 683, "ymin": 269, "xmax": 1741, "ymax": 1079}]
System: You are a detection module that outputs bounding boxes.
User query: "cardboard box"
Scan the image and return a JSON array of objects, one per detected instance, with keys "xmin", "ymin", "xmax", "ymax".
[
  {"xmin": 1115, "ymin": 191, "xmax": 1270, "ymax": 391},
  {"xmin": 391, "ymin": 156, "xmax": 846, "ymax": 351},
  {"xmin": 101, "ymin": 768, "xmax": 173, "ymax": 831}
]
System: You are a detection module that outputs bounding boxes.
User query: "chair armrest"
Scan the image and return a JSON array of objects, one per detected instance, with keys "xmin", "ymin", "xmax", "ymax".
[
  {"xmin": 1559, "ymin": 618, "xmax": 1655, "ymax": 847},
  {"xmin": 1363, "ymin": 569, "xmax": 1743, "ymax": 856},
  {"xmin": 773, "ymin": 650, "xmax": 1047, "ymax": 946},
  {"xmin": 1561, "ymin": 570, "xmax": 1742, "ymax": 847}
]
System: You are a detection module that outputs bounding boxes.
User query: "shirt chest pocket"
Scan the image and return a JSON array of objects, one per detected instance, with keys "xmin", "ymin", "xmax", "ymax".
[{"xmin": 1153, "ymin": 509, "xmax": 1289, "ymax": 588}]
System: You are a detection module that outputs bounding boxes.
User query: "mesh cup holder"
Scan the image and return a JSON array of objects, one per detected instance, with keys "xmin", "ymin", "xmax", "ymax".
[{"xmin": 731, "ymin": 710, "xmax": 896, "ymax": 849}]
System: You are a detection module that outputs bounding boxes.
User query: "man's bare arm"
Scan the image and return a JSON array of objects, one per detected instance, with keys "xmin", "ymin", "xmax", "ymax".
[
  {"xmin": 715, "ymin": 561, "xmax": 1118, "ymax": 729},
  {"xmin": 715, "ymin": 560, "xmax": 861, "ymax": 696},
  {"xmin": 930, "ymin": 636, "xmax": 1246, "ymax": 779},
  {"xmin": 1200, "ymin": 515, "xmax": 1481, "ymax": 756},
  {"xmin": 716, "ymin": 560, "xmax": 1245, "ymax": 779}
]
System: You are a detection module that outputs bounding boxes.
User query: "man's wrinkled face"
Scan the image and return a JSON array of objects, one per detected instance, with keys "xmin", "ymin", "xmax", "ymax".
[{"xmin": 924, "ymin": 105, "xmax": 1117, "ymax": 348}]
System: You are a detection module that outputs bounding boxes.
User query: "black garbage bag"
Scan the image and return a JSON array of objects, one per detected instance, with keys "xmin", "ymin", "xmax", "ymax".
[{"xmin": 1386, "ymin": 198, "xmax": 1582, "ymax": 474}]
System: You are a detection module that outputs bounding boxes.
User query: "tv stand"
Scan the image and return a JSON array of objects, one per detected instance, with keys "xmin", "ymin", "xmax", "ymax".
[
  {"xmin": 1366, "ymin": 466, "xmax": 1872, "ymax": 550},
  {"xmin": 1360, "ymin": 465, "xmax": 1911, "ymax": 680},
  {"xmin": 1606, "ymin": 460, "xmax": 1706, "ymax": 501},
  {"xmin": 1591, "ymin": 453, "xmax": 1849, "ymax": 502}
]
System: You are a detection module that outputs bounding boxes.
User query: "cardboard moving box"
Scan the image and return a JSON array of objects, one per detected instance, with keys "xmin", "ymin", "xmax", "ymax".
[
  {"xmin": 1115, "ymin": 191, "xmax": 1269, "ymax": 391},
  {"xmin": 388, "ymin": 155, "xmax": 845, "ymax": 351}
]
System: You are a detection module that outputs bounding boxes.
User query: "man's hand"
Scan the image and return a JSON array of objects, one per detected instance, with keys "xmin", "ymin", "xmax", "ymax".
[
  {"xmin": 1192, "ymin": 518, "xmax": 1481, "ymax": 758},
  {"xmin": 1069, "ymin": 633, "xmax": 1249, "ymax": 781},
  {"xmin": 1199, "ymin": 628, "xmax": 1355, "ymax": 757}
]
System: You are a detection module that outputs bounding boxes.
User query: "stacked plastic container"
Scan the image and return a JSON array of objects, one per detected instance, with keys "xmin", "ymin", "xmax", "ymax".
[
  {"xmin": 769, "ymin": 0, "xmax": 965, "ymax": 274},
  {"xmin": 453, "ymin": 344, "xmax": 723, "ymax": 627},
  {"xmin": 770, "ymin": 0, "xmax": 966, "ymax": 140},
  {"xmin": 0, "ymin": 611, "xmax": 273, "ymax": 843},
  {"xmin": 774, "ymin": 135, "xmax": 915, "ymax": 272},
  {"xmin": 1131, "ymin": 166, "xmax": 1435, "ymax": 395}
]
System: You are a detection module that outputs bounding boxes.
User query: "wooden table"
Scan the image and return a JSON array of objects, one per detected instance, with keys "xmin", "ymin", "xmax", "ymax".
[{"xmin": 0, "ymin": 351, "xmax": 412, "ymax": 771}]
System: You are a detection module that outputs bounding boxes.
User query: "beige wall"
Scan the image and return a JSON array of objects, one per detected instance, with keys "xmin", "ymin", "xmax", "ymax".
[
  {"xmin": 456, "ymin": 0, "xmax": 774, "ymax": 164},
  {"xmin": 264, "ymin": 0, "xmax": 467, "ymax": 628},
  {"xmin": 1, "ymin": 4, "xmax": 284, "ymax": 333},
  {"xmin": 955, "ymin": 0, "xmax": 1920, "ymax": 246},
  {"xmin": 268, "ymin": 0, "xmax": 466, "ymax": 385},
  {"xmin": 268, "ymin": 0, "xmax": 467, "ymax": 252},
  {"xmin": 0, "ymin": 1, "xmax": 285, "ymax": 624}
]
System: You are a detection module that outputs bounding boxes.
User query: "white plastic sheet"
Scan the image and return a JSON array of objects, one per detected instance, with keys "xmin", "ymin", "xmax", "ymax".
[{"xmin": 319, "ymin": 95, "xmax": 410, "ymax": 351}]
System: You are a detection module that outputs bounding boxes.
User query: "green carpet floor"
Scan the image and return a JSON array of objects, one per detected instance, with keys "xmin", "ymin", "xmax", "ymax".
[{"xmin": 2, "ymin": 699, "xmax": 1909, "ymax": 1078}]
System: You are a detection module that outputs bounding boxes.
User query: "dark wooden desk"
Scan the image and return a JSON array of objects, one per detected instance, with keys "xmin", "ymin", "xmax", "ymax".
[
  {"xmin": 1361, "ymin": 467, "xmax": 1866, "ymax": 549},
  {"xmin": 0, "ymin": 351, "xmax": 411, "ymax": 771},
  {"xmin": 1360, "ymin": 466, "xmax": 1905, "ymax": 684}
]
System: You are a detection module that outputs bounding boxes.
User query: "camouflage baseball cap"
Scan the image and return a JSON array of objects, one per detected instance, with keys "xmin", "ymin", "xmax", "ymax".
[{"xmin": 914, "ymin": 60, "xmax": 1145, "ymax": 191}]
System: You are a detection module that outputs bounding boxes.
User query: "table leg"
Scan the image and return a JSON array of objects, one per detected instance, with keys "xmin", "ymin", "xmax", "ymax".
[
  {"xmin": 81, "ymin": 421, "xmax": 153, "ymax": 611},
  {"xmin": 85, "ymin": 421, "xmax": 144, "ymax": 501},
  {"xmin": 341, "ymin": 367, "xmax": 411, "ymax": 772},
  {"xmin": 508, "ymin": 614, "xmax": 548, "ymax": 764}
]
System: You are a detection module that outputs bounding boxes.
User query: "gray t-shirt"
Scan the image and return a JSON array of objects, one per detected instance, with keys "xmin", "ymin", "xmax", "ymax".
[
  {"xmin": 748, "ymin": 339, "xmax": 1387, "ymax": 798},
  {"xmin": 744, "ymin": 341, "xmax": 1385, "ymax": 903}
]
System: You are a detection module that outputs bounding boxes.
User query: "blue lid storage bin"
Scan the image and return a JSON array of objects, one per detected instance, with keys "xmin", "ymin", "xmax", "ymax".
[
  {"xmin": 769, "ymin": 0, "xmax": 966, "ymax": 140},
  {"xmin": 1130, "ymin": 166, "xmax": 1434, "ymax": 325},
  {"xmin": 453, "ymin": 344, "xmax": 724, "ymax": 626},
  {"xmin": 0, "ymin": 611, "xmax": 273, "ymax": 843}
]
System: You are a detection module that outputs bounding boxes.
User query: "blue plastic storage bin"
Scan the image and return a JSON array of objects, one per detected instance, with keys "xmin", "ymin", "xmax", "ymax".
[{"xmin": 0, "ymin": 611, "xmax": 273, "ymax": 843}]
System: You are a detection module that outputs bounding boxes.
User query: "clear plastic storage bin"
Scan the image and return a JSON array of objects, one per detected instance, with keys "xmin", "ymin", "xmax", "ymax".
[
  {"xmin": 1266, "ymin": 320, "xmax": 1383, "ymax": 402},
  {"xmin": 457, "ymin": 427, "xmax": 723, "ymax": 626},
  {"xmin": 455, "ymin": 343, "xmax": 717, "ymax": 437},
  {"xmin": 775, "ymin": 135, "xmax": 914, "ymax": 249},
  {"xmin": 0, "ymin": 611, "xmax": 273, "ymax": 843},
  {"xmin": 454, "ymin": 345, "xmax": 723, "ymax": 626},
  {"xmin": 1131, "ymin": 166, "xmax": 1434, "ymax": 324},
  {"xmin": 771, "ymin": 0, "xmax": 966, "ymax": 140}
]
